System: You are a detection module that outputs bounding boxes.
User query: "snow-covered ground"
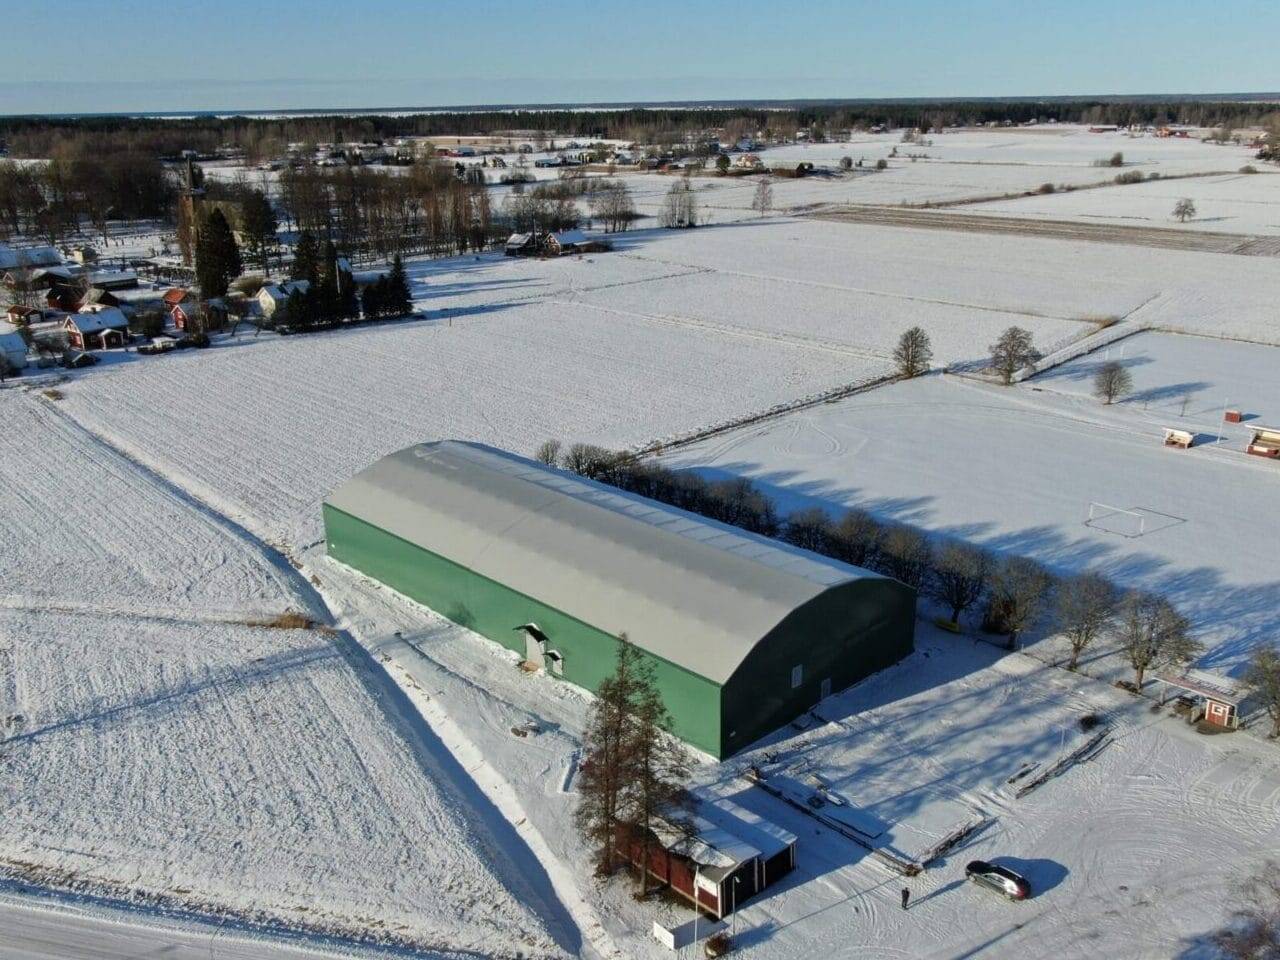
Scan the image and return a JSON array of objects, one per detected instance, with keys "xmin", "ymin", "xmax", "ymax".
[
  {"xmin": 664, "ymin": 373, "xmax": 1279, "ymax": 678},
  {"xmin": 1034, "ymin": 329, "xmax": 1280, "ymax": 428},
  {"xmin": 311, "ymin": 562, "xmax": 1280, "ymax": 960},
  {"xmin": 5, "ymin": 123, "xmax": 1280, "ymax": 959},
  {"xmin": 0, "ymin": 387, "xmax": 583, "ymax": 959},
  {"xmin": 959, "ymin": 170, "xmax": 1280, "ymax": 235},
  {"xmin": 43, "ymin": 287, "xmax": 877, "ymax": 550}
]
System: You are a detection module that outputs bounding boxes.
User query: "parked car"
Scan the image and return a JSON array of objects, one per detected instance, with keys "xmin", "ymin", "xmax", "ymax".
[
  {"xmin": 965, "ymin": 861, "xmax": 1031, "ymax": 900},
  {"xmin": 137, "ymin": 336, "xmax": 179, "ymax": 355}
]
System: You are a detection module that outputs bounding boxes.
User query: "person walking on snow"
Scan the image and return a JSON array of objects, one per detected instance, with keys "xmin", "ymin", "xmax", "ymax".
[{"xmin": 901, "ymin": 887, "xmax": 911, "ymax": 910}]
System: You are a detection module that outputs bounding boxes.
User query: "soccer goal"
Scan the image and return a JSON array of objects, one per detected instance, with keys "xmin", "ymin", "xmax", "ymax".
[{"xmin": 1085, "ymin": 502, "xmax": 1146, "ymax": 538}]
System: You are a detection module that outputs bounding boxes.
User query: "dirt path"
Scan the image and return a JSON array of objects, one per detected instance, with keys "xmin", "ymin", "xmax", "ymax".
[{"xmin": 807, "ymin": 205, "xmax": 1280, "ymax": 256}]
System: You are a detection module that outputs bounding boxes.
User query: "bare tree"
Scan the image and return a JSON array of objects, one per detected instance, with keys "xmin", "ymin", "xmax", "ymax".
[
  {"xmin": 1055, "ymin": 572, "xmax": 1118, "ymax": 670},
  {"xmin": 989, "ymin": 326, "xmax": 1038, "ymax": 384},
  {"xmin": 1211, "ymin": 862, "xmax": 1280, "ymax": 959},
  {"xmin": 879, "ymin": 525, "xmax": 933, "ymax": 590},
  {"xmin": 534, "ymin": 439, "xmax": 563, "ymax": 467},
  {"xmin": 782, "ymin": 507, "xmax": 833, "ymax": 554},
  {"xmin": 563, "ymin": 442, "xmax": 618, "ymax": 479},
  {"xmin": 588, "ymin": 180, "xmax": 637, "ymax": 233},
  {"xmin": 984, "ymin": 556, "xmax": 1053, "ymax": 648},
  {"xmin": 1093, "ymin": 360, "xmax": 1133, "ymax": 404},
  {"xmin": 659, "ymin": 181, "xmax": 698, "ymax": 229},
  {"xmin": 1244, "ymin": 646, "xmax": 1280, "ymax": 739},
  {"xmin": 751, "ymin": 177, "xmax": 774, "ymax": 217},
  {"xmin": 1173, "ymin": 197, "xmax": 1196, "ymax": 222},
  {"xmin": 893, "ymin": 326, "xmax": 933, "ymax": 378},
  {"xmin": 928, "ymin": 542, "xmax": 992, "ymax": 626},
  {"xmin": 828, "ymin": 509, "xmax": 885, "ymax": 570},
  {"xmin": 1118, "ymin": 592, "xmax": 1198, "ymax": 690}
]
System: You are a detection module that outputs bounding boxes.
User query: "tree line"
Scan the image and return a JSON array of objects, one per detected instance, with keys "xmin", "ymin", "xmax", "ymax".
[
  {"xmin": 0, "ymin": 147, "xmax": 173, "ymax": 242},
  {"xmin": 6, "ymin": 97, "xmax": 1280, "ymax": 160},
  {"xmin": 527, "ymin": 437, "xmax": 1280, "ymax": 721},
  {"xmin": 276, "ymin": 162, "xmax": 498, "ymax": 260}
]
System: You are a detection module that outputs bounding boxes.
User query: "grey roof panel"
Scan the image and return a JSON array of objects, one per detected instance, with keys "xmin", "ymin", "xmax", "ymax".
[{"xmin": 325, "ymin": 441, "xmax": 882, "ymax": 684}]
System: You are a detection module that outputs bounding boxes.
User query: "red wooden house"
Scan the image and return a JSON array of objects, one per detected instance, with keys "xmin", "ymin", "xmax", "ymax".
[{"xmin": 64, "ymin": 307, "xmax": 129, "ymax": 350}]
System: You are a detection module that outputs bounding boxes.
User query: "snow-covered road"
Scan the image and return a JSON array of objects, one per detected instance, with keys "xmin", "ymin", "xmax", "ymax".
[{"xmin": 0, "ymin": 898, "xmax": 397, "ymax": 960}]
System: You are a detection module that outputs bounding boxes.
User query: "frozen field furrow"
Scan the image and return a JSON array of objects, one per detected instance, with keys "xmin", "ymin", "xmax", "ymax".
[
  {"xmin": 0, "ymin": 607, "xmax": 573, "ymax": 957},
  {"xmin": 0, "ymin": 390, "xmax": 311, "ymax": 614}
]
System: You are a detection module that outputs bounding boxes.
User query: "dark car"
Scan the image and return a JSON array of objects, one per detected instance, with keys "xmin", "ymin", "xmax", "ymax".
[{"xmin": 965, "ymin": 860, "xmax": 1031, "ymax": 900}]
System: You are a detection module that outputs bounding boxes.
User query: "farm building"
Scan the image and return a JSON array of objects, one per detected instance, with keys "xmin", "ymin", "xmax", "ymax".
[
  {"xmin": 615, "ymin": 808, "xmax": 796, "ymax": 919},
  {"xmin": 1155, "ymin": 670, "xmax": 1245, "ymax": 729},
  {"xmin": 545, "ymin": 230, "xmax": 587, "ymax": 255},
  {"xmin": 504, "ymin": 233, "xmax": 538, "ymax": 257},
  {"xmin": 323, "ymin": 441, "xmax": 916, "ymax": 758}
]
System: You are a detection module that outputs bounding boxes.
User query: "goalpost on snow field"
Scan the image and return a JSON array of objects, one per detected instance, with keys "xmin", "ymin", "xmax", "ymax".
[{"xmin": 1085, "ymin": 502, "xmax": 1146, "ymax": 538}]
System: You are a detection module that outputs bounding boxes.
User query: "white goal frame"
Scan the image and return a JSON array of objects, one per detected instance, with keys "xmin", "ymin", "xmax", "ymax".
[{"xmin": 1086, "ymin": 502, "xmax": 1146, "ymax": 538}]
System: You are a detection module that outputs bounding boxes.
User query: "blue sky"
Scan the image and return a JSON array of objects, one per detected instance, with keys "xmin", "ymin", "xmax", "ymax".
[{"xmin": 2, "ymin": 0, "xmax": 1277, "ymax": 114}]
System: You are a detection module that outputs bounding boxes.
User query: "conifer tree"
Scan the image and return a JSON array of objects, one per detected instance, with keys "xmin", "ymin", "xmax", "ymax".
[
  {"xmin": 239, "ymin": 189, "xmax": 278, "ymax": 273},
  {"xmin": 575, "ymin": 636, "xmax": 643, "ymax": 874},
  {"xmin": 386, "ymin": 254, "xmax": 412, "ymax": 316},
  {"xmin": 291, "ymin": 229, "xmax": 320, "ymax": 283},
  {"xmin": 194, "ymin": 208, "xmax": 241, "ymax": 299}
]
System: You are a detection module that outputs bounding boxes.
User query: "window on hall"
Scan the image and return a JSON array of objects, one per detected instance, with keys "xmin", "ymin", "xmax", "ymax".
[{"xmin": 791, "ymin": 664, "xmax": 803, "ymax": 689}]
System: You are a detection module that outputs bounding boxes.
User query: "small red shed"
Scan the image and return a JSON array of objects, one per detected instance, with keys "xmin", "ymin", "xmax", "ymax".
[{"xmin": 1155, "ymin": 670, "xmax": 1244, "ymax": 729}]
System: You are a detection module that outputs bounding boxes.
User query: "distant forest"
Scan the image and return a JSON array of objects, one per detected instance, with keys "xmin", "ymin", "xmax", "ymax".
[{"xmin": 3, "ymin": 97, "xmax": 1279, "ymax": 158}]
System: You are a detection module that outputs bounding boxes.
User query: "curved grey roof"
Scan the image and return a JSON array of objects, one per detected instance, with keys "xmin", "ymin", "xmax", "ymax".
[{"xmin": 325, "ymin": 441, "xmax": 883, "ymax": 684}]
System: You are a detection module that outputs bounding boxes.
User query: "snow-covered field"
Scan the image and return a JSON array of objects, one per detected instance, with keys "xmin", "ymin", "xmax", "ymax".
[
  {"xmin": 5, "ymin": 124, "xmax": 1280, "ymax": 959},
  {"xmin": 664, "ymin": 373, "xmax": 1279, "ymax": 678},
  {"xmin": 960, "ymin": 170, "xmax": 1280, "ymax": 235},
  {"xmin": 1, "ymin": 609, "xmax": 569, "ymax": 957},
  {"xmin": 1034, "ymin": 329, "xmax": 1280, "ymax": 428},
  {"xmin": 0, "ymin": 392, "xmax": 311, "ymax": 615},
  {"xmin": 44, "ymin": 290, "xmax": 875, "ymax": 550},
  {"xmin": 0, "ymin": 386, "xmax": 581, "ymax": 958}
]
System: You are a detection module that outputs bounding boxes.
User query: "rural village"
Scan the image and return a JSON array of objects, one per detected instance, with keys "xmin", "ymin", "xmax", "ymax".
[{"xmin": 2, "ymin": 94, "xmax": 1280, "ymax": 960}]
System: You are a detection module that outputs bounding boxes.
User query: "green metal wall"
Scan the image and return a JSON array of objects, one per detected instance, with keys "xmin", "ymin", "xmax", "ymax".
[
  {"xmin": 323, "ymin": 504, "xmax": 724, "ymax": 755},
  {"xmin": 720, "ymin": 579, "xmax": 916, "ymax": 756}
]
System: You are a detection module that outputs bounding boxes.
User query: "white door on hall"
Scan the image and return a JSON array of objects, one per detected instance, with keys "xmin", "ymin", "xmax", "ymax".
[{"xmin": 523, "ymin": 629, "xmax": 545, "ymax": 669}]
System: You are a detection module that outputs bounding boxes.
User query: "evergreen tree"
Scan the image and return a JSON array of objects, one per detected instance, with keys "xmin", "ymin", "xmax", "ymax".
[
  {"xmin": 239, "ymin": 189, "xmax": 278, "ymax": 273},
  {"xmin": 626, "ymin": 655, "xmax": 691, "ymax": 896},
  {"xmin": 292, "ymin": 229, "xmax": 320, "ymax": 283},
  {"xmin": 361, "ymin": 277, "xmax": 385, "ymax": 321},
  {"xmin": 386, "ymin": 255, "xmax": 412, "ymax": 316},
  {"xmin": 314, "ymin": 240, "xmax": 342, "ymax": 324},
  {"xmin": 194, "ymin": 208, "xmax": 241, "ymax": 299},
  {"xmin": 285, "ymin": 287, "xmax": 315, "ymax": 331},
  {"xmin": 575, "ymin": 636, "xmax": 644, "ymax": 874}
]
